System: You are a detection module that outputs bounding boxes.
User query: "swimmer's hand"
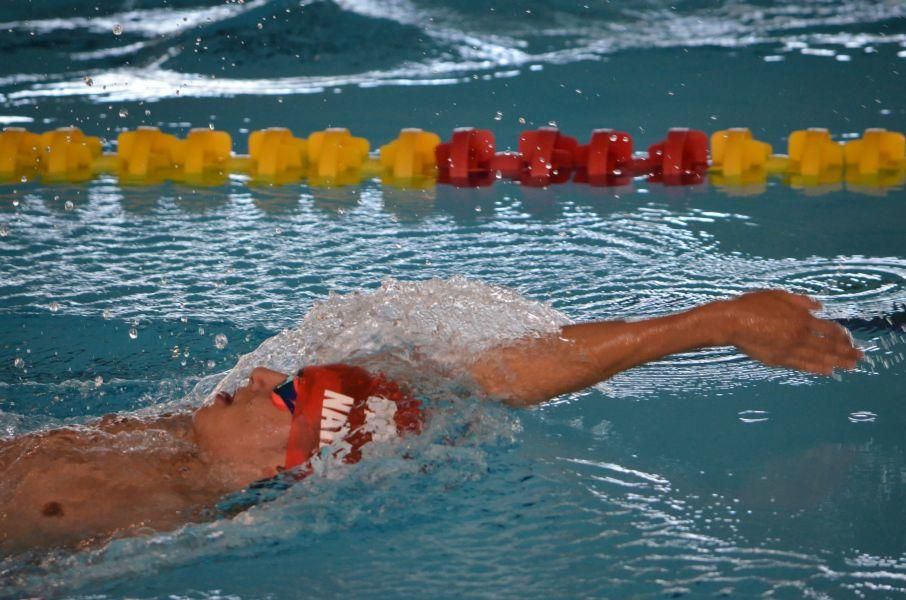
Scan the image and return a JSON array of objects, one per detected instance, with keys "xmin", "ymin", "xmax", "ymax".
[
  {"xmin": 713, "ymin": 290, "xmax": 863, "ymax": 376},
  {"xmin": 472, "ymin": 289, "xmax": 863, "ymax": 406}
]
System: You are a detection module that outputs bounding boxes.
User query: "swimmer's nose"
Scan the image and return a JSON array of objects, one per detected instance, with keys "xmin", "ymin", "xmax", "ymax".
[
  {"xmin": 248, "ymin": 369, "xmax": 267, "ymax": 391},
  {"xmin": 248, "ymin": 367, "xmax": 287, "ymax": 392}
]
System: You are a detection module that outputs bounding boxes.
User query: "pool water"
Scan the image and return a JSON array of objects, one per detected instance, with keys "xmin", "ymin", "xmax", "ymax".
[{"xmin": 2, "ymin": 1, "xmax": 906, "ymax": 597}]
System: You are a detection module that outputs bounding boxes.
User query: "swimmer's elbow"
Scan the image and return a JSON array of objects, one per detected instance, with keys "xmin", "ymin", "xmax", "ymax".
[
  {"xmin": 473, "ymin": 373, "xmax": 549, "ymax": 408},
  {"xmin": 470, "ymin": 353, "xmax": 558, "ymax": 407}
]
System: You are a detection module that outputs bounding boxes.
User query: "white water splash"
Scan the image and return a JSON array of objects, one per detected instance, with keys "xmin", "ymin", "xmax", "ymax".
[{"xmin": 208, "ymin": 276, "xmax": 569, "ymax": 400}]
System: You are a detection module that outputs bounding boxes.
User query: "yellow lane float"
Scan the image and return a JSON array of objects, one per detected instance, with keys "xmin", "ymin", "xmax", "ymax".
[
  {"xmin": 116, "ymin": 126, "xmax": 181, "ymax": 182},
  {"xmin": 379, "ymin": 128, "xmax": 441, "ymax": 187},
  {"xmin": 844, "ymin": 128, "xmax": 905, "ymax": 176},
  {"xmin": 306, "ymin": 128, "xmax": 370, "ymax": 186},
  {"xmin": 37, "ymin": 127, "xmax": 103, "ymax": 182},
  {"xmin": 0, "ymin": 128, "xmax": 41, "ymax": 179},
  {"xmin": 247, "ymin": 127, "xmax": 308, "ymax": 181}
]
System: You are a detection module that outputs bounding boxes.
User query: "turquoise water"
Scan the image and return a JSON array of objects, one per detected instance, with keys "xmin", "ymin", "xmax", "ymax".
[{"xmin": 2, "ymin": 1, "xmax": 906, "ymax": 597}]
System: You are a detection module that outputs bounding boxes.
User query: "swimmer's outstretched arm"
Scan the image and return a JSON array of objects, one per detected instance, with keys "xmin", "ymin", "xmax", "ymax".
[{"xmin": 471, "ymin": 290, "xmax": 862, "ymax": 407}]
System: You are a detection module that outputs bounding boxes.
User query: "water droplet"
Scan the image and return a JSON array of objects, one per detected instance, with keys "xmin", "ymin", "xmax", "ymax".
[
  {"xmin": 197, "ymin": 326, "xmax": 205, "ymax": 336},
  {"xmin": 274, "ymin": 226, "xmax": 283, "ymax": 235},
  {"xmin": 494, "ymin": 111, "xmax": 503, "ymax": 121},
  {"xmin": 11, "ymin": 199, "xmax": 19, "ymax": 207},
  {"xmin": 257, "ymin": 22, "xmax": 263, "ymax": 30},
  {"xmin": 102, "ymin": 308, "xmax": 112, "ymax": 319},
  {"xmin": 112, "ymin": 23, "xmax": 124, "ymax": 36},
  {"xmin": 118, "ymin": 108, "xmax": 128, "ymax": 118},
  {"xmin": 84, "ymin": 76, "xmax": 94, "ymax": 87},
  {"xmin": 208, "ymin": 123, "xmax": 215, "ymax": 130},
  {"xmin": 518, "ymin": 117, "xmax": 526, "ymax": 125},
  {"xmin": 20, "ymin": 175, "xmax": 27, "ymax": 183},
  {"xmin": 214, "ymin": 333, "xmax": 228, "ymax": 350},
  {"xmin": 0, "ymin": 223, "xmax": 8, "ymax": 237},
  {"xmin": 13, "ymin": 357, "xmax": 25, "ymax": 369},
  {"xmin": 94, "ymin": 375, "xmax": 104, "ymax": 387},
  {"xmin": 48, "ymin": 301, "xmax": 60, "ymax": 313},
  {"xmin": 144, "ymin": 109, "xmax": 151, "ymax": 116},
  {"xmin": 128, "ymin": 327, "xmax": 138, "ymax": 340},
  {"xmin": 206, "ymin": 360, "xmax": 216, "ymax": 369},
  {"xmin": 64, "ymin": 200, "xmax": 74, "ymax": 211}
]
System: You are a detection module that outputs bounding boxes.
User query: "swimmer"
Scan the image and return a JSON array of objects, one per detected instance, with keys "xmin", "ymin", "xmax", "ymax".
[{"xmin": 0, "ymin": 289, "xmax": 861, "ymax": 552}]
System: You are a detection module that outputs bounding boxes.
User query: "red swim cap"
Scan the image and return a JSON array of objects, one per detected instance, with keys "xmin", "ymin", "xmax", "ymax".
[{"xmin": 280, "ymin": 364, "xmax": 422, "ymax": 471}]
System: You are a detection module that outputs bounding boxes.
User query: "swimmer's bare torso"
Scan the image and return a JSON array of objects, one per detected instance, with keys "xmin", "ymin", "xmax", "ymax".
[
  {"xmin": 0, "ymin": 414, "xmax": 230, "ymax": 552},
  {"xmin": 0, "ymin": 290, "xmax": 862, "ymax": 552}
]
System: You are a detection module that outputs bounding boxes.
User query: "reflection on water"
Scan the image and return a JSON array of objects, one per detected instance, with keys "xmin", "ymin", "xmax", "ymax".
[{"xmin": 310, "ymin": 186, "xmax": 362, "ymax": 216}]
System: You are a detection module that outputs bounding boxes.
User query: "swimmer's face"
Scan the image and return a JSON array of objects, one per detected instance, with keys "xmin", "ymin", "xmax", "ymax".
[{"xmin": 193, "ymin": 367, "xmax": 293, "ymax": 485}]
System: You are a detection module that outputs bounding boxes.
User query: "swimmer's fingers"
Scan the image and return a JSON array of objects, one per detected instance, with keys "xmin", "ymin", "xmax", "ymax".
[
  {"xmin": 804, "ymin": 319, "xmax": 863, "ymax": 361},
  {"xmin": 808, "ymin": 318, "xmax": 853, "ymax": 345},
  {"xmin": 784, "ymin": 341, "xmax": 860, "ymax": 375}
]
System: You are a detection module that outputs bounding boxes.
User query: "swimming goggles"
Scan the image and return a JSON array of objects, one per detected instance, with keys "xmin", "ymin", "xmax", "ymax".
[{"xmin": 270, "ymin": 374, "xmax": 298, "ymax": 415}]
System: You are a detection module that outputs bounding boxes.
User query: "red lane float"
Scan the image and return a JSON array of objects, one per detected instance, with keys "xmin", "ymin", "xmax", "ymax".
[
  {"xmin": 435, "ymin": 127, "xmax": 496, "ymax": 187},
  {"xmin": 503, "ymin": 127, "xmax": 579, "ymax": 186},
  {"xmin": 573, "ymin": 129, "xmax": 635, "ymax": 186},
  {"xmin": 644, "ymin": 128, "xmax": 709, "ymax": 186}
]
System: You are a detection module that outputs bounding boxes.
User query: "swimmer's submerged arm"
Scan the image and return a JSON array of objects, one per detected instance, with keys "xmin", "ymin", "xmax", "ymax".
[{"xmin": 471, "ymin": 290, "xmax": 863, "ymax": 407}]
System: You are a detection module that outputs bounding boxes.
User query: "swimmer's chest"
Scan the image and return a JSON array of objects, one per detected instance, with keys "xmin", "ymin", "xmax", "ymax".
[{"xmin": 2, "ymin": 447, "xmax": 216, "ymax": 550}]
